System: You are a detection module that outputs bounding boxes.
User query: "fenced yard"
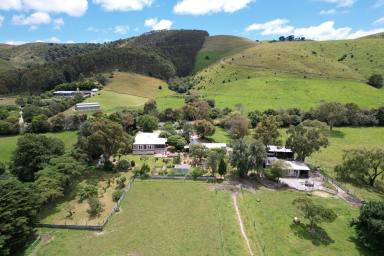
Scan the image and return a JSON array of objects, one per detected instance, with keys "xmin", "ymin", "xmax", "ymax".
[
  {"xmin": 33, "ymin": 180, "xmax": 249, "ymax": 256},
  {"xmin": 39, "ymin": 171, "xmax": 133, "ymax": 227}
]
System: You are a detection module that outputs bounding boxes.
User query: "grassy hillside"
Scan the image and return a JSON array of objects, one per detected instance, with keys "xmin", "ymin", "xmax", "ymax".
[
  {"xmin": 104, "ymin": 72, "xmax": 165, "ymax": 98},
  {"xmin": 197, "ymin": 75, "xmax": 384, "ymax": 110},
  {"xmin": 360, "ymin": 32, "xmax": 384, "ymax": 39},
  {"xmin": 194, "ymin": 35, "xmax": 256, "ymax": 72},
  {"xmin": 191, "ymin": 35, "xmax": 384, "ymax": 111},
  {"xmin": 300, "ymin": 39, "xmax": 384, "ymax": 79},
  {"xmin": 34, "ymin": 180, "xmax": 248, "ymax": 256}
]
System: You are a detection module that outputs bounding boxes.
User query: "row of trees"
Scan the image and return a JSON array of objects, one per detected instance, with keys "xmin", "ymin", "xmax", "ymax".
[{"xmin": 246, "ymin": 102, "xmax": 384, "ymax": 130}]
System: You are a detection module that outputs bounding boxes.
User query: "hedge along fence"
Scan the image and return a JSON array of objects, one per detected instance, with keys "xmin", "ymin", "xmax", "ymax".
[{"xmin": 37, "ymin": 179, "xmax": 134, "ymax": 231}]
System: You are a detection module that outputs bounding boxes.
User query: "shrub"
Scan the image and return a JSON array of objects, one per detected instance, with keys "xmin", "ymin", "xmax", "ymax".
[
  {"xmin": 130, "ymin": 160, "xmax": 136, "ymax": 167},
  {"xmin": 116, "ymin": 176, "xmax": 127, "ymax": 189},
  {"xmin": 112, "ymin": 190, "xmax": 123, "ymax": 202},
  {"xmin": 266, "ymin": 160, "xmax": 287, "ymax": 181},
  {"xmin": 115, "ymin": 159, "xmax": 131, "ymax": 172},
  {"xmin": 78, "ymin": 184, "xmax": 98, "ymax": 202},
  {"xmin": 367, "ymin": 74, "xmax": 383, "ymax": 89},
  {"xmin": 188, "ymin": 167, "xmax": 205, "ymax": 180},
  {"xmin": 87, "ymin": 197, "xmax": 103, "ymax": 217}
]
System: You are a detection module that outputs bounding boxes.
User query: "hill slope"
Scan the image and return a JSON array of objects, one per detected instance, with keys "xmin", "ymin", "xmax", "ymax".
[
  {"xmin": 0, "ymin": 30, "xmax": 208, "ymax": 94},
  {"xmin": 194, "ymin": 35, "xmax": 256, "ymax": 72},
  {"xmin": 191, "ymin": 36, "xmax": 384, "ymax": 110}
]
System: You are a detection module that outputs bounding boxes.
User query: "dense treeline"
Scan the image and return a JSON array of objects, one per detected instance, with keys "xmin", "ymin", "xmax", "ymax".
[
  {"xmin": 128, "ymin": 30, "xmax": 208, "ymax": 76},
  {"xmin": 0, "ymin": 47, "xmax": 175, "ymax": 94},
  {"xmin": 0, "ymin": 30, "xmax": 208, "ymax": 94}
]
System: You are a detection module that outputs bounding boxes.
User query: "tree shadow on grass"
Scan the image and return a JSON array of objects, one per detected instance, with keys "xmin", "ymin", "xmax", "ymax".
[
  {"xmin": 290, "ymin": 223, "xmax": 335, "ymax": 246},
  {"xmin": 329, "ymin": 130, "xmax": 346, "ymax": 139}
]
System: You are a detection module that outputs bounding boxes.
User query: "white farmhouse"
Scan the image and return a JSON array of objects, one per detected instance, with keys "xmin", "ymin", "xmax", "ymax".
[{"xmin": 133, "ymin": 131, "xmax": 167, "ymax": 155}]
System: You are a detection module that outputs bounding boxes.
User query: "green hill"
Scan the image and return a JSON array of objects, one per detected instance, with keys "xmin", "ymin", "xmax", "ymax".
[
  {"xmin": 191, "ymin": 35, "xmax": 384, "ymax": 110},
  {"xmin": 359, "ymin": 32, "xmax": 384, "ymax": 39},
  {"xmin": 0, "ymin": 30, "xmax": 208, "ymax": 94},
  {"xmin": 194, "ymin": 35, "xmax": 256, "ymax": 72},
  {"xmin": 0, "ymin": 42, "xmax": 102, "ymax": 69}
]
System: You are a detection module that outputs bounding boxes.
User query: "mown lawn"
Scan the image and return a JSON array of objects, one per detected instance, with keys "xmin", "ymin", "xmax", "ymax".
[
  {"xmin": 237, "ymin": 188, "xmax": 371, "ymax": 256},
  {"xmin": 0, "ymin": 131, "xmax": 77, "ymax": 163},
  {"xmin": 201, "ymin": 76, "xmax": 384, "ymax": 111},
  {"xmin": 33, "ymin": 180, "xmax": 248, "ymax": 256},
  {"xmin": 208, "ymin": 127, "xmax": 232, "ymax": 144}
]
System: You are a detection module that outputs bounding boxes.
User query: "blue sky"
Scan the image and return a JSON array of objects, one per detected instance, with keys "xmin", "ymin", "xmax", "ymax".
[{"xmin": 0, "ymin": 0, "xmax": 383, "ymax": 44}]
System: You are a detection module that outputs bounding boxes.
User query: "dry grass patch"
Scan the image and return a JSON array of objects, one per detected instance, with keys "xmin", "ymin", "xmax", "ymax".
[
  {"xmin": 105, "ymin": 72, "xmax": 165, "ymax": 98},
  {"xmin": 0, "ymin": 96, "xmax": 16, "ymax": 105}
]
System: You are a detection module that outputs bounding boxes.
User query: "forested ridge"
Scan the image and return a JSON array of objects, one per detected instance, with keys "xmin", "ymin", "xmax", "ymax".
[{"xmin": 0, "ymin": 30, "xmax": 208, "ymax": 94}]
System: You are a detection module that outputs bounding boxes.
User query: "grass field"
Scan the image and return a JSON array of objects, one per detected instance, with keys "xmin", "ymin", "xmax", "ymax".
[
  {"xmin": 155, "ymin": 87, "xmax": 185, "ymax": 110},
  {"xmin": 198, "ymin": 75, "xmax": 384, "ymax": 110},
  {"xmin": 237, "ymin": 188, "xmax": 370, "ymax": 256},
  {"xmin": 0, "ymin": 131, "xmax": 77, "ymax": 163},
  {"xmin": 307, "ymin": 127, "xmax": 384, "ymax": 201},
  {"xmin": 208, "ymin": 127, "xmax": 232, "ymax": 144},
  {"xmin": 33, "ymin": 180, "xmax": 248, "ymax": 256}
]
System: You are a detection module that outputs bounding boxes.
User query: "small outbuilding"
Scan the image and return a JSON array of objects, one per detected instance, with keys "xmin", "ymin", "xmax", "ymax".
[
  {"xmin": 75, "ymin": 102, "xmax": 101, "ymax": 111},
  {"xmin": 267, "ymin": 145, "xmax": 294, "ymax": 160}
]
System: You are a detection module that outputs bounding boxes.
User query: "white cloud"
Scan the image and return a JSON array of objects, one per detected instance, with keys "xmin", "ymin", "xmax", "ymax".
[
  {"xmin": 114, "ymin": 25, "xmax": 130, "ymax": 34},
  {"xmin": 53, "ymin": 18, "xmax": 64, "ymax": 30},
  {"xmin": 0, "ymin": 0, "xmax": 87, "ymax": 16},
  {"xmin": 0, "ymin": 16, "xmax": 4, "ymax": 27},
  {"xmin": 373, "ymin": 17, "xmax": 384, "ymax": 25},
  {"xmin": 320, "ymin": 0, "xmax": 356, "ymax": 8},
  {"xmin": 245, "ymin": 19, "xmax": 384, "ymax": 40},
  {"xmin": 12, "ymin": 12, "xmax": 51, "ymax": 27},
  {"xmin": 48, "ymin": 36, "xmax": 60, "ymax": 43},
  {"xmin": 145, "ymin": 18, "xmax": 172, "ymax": 30},
  {"xmin": 0, "ymin": 0, "xmax": 22, "ymax": 11},
  {"xmin": 93, "ymin": 0, "xmax": 153, "ymax": 11},
  {"xmin": 174, "ymin": 0, "xmax": 253, "ymax": 15},
  {"xmin": 245, "ymin": 19, "xmax": 294, "ymax": 35},
  {"xmin": 65, "ymin": 40, "xmax": 76, "ymax": 44},
  {"xmin": 4, "ymin": 40, "xmax": 26, "ymax": 45},
  {"xmin": 320, "ymin": 9, "xmax": 336, "ymax": 15}
]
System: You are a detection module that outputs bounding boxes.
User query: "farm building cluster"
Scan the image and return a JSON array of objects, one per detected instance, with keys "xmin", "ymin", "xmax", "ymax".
[{"xmin": 131, "ymin": 129, "xmax": 311, "ymax": 178}]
